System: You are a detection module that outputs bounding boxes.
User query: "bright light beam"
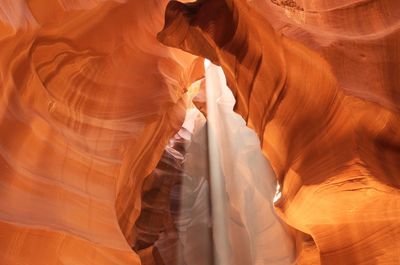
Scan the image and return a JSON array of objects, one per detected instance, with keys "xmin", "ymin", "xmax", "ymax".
[{"xmin": 204, "ymin": 59, "xmax": 231, "ymax": 265}]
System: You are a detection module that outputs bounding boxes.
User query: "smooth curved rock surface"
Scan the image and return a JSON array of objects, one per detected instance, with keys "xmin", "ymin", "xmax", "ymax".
[
  {"xmin": 0, "ymin": 1, "xmax": 201, "ymax": 264},
  {"xmin": 159, "ymin": 0, "xmax": 400, "ymax": 264},
  {"xmin": 2, "ymin": 0, "xmax": 400, "ymax": 264}
]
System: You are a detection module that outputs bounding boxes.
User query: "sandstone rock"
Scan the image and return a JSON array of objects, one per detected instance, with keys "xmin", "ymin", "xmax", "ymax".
[{"xmin": 159, "ymin": 1, "xmax": 400, "ymax": 264}]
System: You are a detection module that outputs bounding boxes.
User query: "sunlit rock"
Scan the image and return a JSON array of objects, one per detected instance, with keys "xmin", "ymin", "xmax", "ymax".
[
  {"xmin": 159, "ymin": 0, "xmax": 400, "ymax": 264},
  {"xmin": 1, "ymin": 0, "xmax": 399, "ymax": 264},
  {"xmin": 0, "ymin": 1, "xmax": 199, "ymax": 264}
]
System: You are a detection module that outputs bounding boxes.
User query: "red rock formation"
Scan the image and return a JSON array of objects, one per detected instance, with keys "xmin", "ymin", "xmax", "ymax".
[
  {"xmin": 159, "ymin": 0, "xmax": 400, "ymax": 264},
  {"xmin": 0, "ymin": 1, "xmax": 201, "ymax": 264},
  {"xmin": 2, "ymin": 0, "xmax": 399, "ymax": 264}
]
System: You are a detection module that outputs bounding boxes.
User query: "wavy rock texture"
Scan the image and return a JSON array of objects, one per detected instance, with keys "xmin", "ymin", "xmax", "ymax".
[
  {"xmin": 0, "ymin": 1, "xmax": 201, "ymax": 264},
  {"xmin": 159, "ymin": 0, "xmax": 400, "ymax": 264},
  {"xmin": 136, "ymin": 74, "xmax": 295, "ymax": 265}
]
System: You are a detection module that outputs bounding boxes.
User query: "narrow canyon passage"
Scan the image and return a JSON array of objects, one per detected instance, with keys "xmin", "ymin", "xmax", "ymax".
[
  {"xmin": 134, "ymin": 62, "xmax": 295, "ymax": 265},
  {"xmin": 134, "ymin": 107, "xmax": 214, "ymax": 265},
  {"xmin": 1, "ymin": 0, "xmax": 399, "ymax": 264}
]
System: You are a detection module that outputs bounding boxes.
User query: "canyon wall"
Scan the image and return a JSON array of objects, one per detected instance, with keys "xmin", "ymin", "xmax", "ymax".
[
  {"xmin": 1, "ymin": 0, "xmax": 399, "ymax": 264},
  {"xmin": 0, "ymin": 1, "xmax": 201, "ymax": 264},
  {"xmin": 158, "ymin": 0, "xmax": 400, "ymax": 264}
]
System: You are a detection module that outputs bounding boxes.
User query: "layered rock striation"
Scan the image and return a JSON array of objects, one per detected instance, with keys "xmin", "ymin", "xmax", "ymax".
[
  {"xmin": 1, "ymin": 0, "xmax": 399, "ymax": 264},
  {"xmin": 158, "ymin": 0, "xmax": 400, "ymax": 264},
  {"xmin": 0, "ymin": 1, "xmax": 200, "ymax": 264}
]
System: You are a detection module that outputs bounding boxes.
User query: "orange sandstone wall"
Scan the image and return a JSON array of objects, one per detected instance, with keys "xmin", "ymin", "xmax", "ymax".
[
  {"xmin": 158, "ymin": 0, "xmax": 400, "ymax": 264},
  {"xmin": 0, "ymin": 1, "xmax": 200, "ymax": 264}
]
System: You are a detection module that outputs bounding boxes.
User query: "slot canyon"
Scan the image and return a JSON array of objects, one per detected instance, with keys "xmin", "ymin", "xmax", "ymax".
[{"xmin": 0, "ymin": 0, "xmax": 399, "ymax": 264}]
